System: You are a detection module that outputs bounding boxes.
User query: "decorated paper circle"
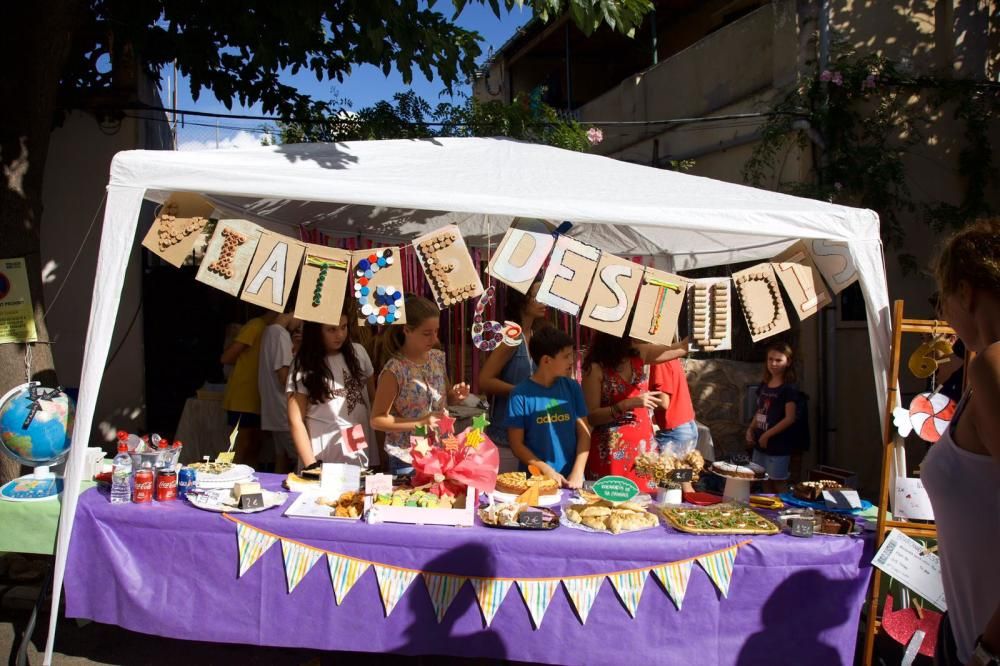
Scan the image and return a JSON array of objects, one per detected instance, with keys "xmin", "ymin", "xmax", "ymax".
[{"xmin": 908, "ymin": 392, "xmax": 956, "ymax": 443}]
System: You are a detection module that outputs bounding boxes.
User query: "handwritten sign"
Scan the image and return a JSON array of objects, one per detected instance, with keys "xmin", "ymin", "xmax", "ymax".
[
  {"xmin": 872, "ymin": 529, "xmax": 947, "ymax": 611},
  {"xmin": 592, "ymin": 476, "xmax": 640, "ymax": 503},
  {"xmin": 321, "ymin": 463, "xmax": 361, "ymax": 497}
]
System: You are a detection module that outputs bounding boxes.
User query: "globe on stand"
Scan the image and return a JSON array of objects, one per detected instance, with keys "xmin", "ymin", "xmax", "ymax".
[{"xmin": 0, "ymin": 382, "xmax": 75, "ymax": 501}]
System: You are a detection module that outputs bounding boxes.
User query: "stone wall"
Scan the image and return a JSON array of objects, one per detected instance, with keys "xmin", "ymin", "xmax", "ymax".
[{"xmin": 683, "ymin": 358, "xmax": 762, "ymax": 457}]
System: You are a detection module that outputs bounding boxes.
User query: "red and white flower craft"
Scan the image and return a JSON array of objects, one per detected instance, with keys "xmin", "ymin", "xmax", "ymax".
[{"xmin": 894, "ymin": 391, "xmax": 956, "ymax": 443}]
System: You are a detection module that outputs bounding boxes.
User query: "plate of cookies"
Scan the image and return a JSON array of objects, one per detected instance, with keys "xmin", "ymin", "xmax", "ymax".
[
  {"xmin": 284, "ymin": 490, "xmax": 366, "ymax": 520},
  {"xmin": 562, "ymin": 497, "xmax": 660, "ymax": 535}
]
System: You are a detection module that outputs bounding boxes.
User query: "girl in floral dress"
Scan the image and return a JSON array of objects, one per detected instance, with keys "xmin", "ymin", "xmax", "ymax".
[
  {"xmin": 370, "ymin": 295, "xmax": 470, "ymax": 474},
  {"xmin": 582, "ymin": 332, "xmax": 689, "ymax": 492}
]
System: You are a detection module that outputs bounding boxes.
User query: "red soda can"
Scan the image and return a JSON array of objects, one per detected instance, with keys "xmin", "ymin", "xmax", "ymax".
[
  {"xmin": 155, "ymin": 470, "xmax": 178, "ymax": 501},
  {"xmin": 134, "ymin": 466, "xmax": 154, "ymax": 503}
]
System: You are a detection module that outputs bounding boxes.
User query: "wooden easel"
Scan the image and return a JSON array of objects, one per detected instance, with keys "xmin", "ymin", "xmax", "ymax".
[{"xmin": 861, "ymin": 300, "xmax": 959, "ymax": 664}]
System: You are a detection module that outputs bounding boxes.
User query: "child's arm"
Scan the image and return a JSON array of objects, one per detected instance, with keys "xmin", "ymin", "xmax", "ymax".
[
  {"xmin": 637, "ymin": 338, "xmax": 690, "ymax": 365},
  {"xmin": 478, "ymin": 344, "xmax": 519, "ymax": 397},
  {"xmin": 287, "ymin": 392, "xmax": 316, "ymax": 468},
  {"xmin": 584, "ymin": 364, "xmax": 661, "ymax": 425},
  {"xmin": 370, "ymin": 370, "xmax": 444, "ymax": 433},
  {"xmin": 758, "ymin": 401, "xmax": 796, "ymax": 450},
  {"xmin": 565, "ymin": 417, "xmax": 591, "ymax": 489},
  {"xmin": 509, "ymin": 427, "xmax": 567, "ymax": 486}
]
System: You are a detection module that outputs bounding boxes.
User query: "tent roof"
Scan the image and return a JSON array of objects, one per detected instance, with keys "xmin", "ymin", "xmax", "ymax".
[{"xmin": 112, "ymin": 137, "xmax": 880, "ymax": 269}]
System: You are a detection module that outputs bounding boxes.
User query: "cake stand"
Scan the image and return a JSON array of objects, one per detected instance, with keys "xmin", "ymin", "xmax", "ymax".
[{"xmin": 710, "ymin": 470, "xmax": 767, "ymax": 504}]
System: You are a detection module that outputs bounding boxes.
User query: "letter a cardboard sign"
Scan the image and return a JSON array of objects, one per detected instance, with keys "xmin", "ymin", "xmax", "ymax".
[
  {"xmin": 487, "ymin": 221, "xmax": 555, "ymax": 294},
  {"xmin": 629, "ymin": 268, "xmax": 687, "ymax": 344},
  {"xmin": 535, "ymin": 236, "xmax": 600, "ymax": 316},
  {"xmin": 580, "ymin": 254, "xmax": 642, "ymax": 336},
  {"xmin": 241, "ymin": 233, "xmax": 306, "ymax": 312}
]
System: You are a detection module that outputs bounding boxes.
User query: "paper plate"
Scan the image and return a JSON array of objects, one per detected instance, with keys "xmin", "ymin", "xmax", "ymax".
[
  {"xmin": 187, "ymin": 489, "xmax": 287, "ymax": 514},
  {"xmin": 491, "ymin": 489, "xmax": 562, "ymax": 507},
  {"xmin": 191, "ymin": 464, "xmax": 256, "ymax": 489}
]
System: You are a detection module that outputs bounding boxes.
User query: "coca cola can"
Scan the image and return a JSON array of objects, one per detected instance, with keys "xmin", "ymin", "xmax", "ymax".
[
  {"xmin": 155, "ymin": 470, "xmax": 178, "ymax": 501},
  {"xmin": 133, "ymin": 467, "xmax": 154, "ymax": 503},
  {"xmin": 177, "ymin": 467, "xmax": 196, "ymax": 499}
]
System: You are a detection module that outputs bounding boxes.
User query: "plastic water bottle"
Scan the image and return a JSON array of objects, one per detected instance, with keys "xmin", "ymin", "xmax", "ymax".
[{"xmin": 111, "ymin": 442, "xmax": 132, "ymax": 504}]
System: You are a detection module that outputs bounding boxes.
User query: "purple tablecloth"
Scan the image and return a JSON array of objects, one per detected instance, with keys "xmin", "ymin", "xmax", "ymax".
[{"xmin": 65, "ymin": 475, "xmax": 873, "ymax": 665}]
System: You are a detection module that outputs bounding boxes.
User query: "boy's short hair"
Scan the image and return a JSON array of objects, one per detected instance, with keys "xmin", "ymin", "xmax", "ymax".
[{"xmin": 528, "ymin": 326, "xmax": 574, "ymax": 366}]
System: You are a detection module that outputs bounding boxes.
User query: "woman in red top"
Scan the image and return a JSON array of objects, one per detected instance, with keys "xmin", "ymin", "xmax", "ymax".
[{"xmin": 582, "ymin": 332, "xmax": 688, "ymax": 492}]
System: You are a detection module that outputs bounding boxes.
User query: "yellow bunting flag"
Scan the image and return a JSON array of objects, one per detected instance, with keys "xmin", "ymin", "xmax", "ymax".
[
  {"xmin": 517, "ymin": 579, "xmax": 561, "ymax": 629},
  {"xmin": 651, "ymin": 561, "xmax": 694, "ymax": 611},
  {"xmin": 281, "ymin": 539, "xmax": 323, "ymax": 593},
  {"xmin": 562, "ymin": 576, "xmax": 604, "ymax": 625},
  {"xmin": 422, "ymin": 573, "xmax": 467, "ymax": 623},
  {"xmin": 696, "ymin": 545, "xmax": 739, "ymax": 598},
  {"xmin": 470, "ymin": 577, "xmax": 513, "ymax": 627},
  {"xmin": 374, "ymin": 565, "xmax": 418, "ymax": 617},
  {"xmin": 236, "ymin": 521, "xmax": 277, "ymax": 578},
  {"xmin": 607, "ymin": 569, "xmax": 649, "ymax": 618},
  {"xmin": 327, "ymin": 554, "xmax": 370, "ymax": 605}
]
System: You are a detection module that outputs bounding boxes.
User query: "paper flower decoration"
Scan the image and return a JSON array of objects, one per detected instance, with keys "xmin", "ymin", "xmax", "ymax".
[{"xmin": 893, "ymin": 407, "xmax": 913, "ymax": 438}]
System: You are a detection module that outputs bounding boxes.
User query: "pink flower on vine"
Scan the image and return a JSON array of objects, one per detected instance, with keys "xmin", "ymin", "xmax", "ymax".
[
  {"xmin": 587, "ymin": 127, "xmax": 604, "ymax": 145},
  {"xmin": 819, "ymin": 70, "xmax": 833, "ymax": 82},
  {"xmin": 831, "ymin": 71, "xmax": 843, "ymax": 86},
  {"xmin": 862, "ymin": 74, "xmax": 877, "ymax": 90}
]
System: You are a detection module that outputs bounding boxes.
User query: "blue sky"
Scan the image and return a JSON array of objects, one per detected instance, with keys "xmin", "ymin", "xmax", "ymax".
[{"xmin": 169, "ymin": 4, "xmax": 531, "ymax": 149}]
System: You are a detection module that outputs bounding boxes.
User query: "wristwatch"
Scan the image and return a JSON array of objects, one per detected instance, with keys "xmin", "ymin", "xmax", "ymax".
[{"xmin": 974, "ymin": 636, "xmax": 1000, "ymax": 666}]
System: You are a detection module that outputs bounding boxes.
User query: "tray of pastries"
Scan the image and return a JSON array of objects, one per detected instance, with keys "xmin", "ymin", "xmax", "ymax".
[
  {"xmin": 792, "ymin": 480, "xmax": 843, "ymax": 502},
  {"xmin": 563, "ymin": 497, "xmax": 659, "ymax": 535},
  {"xmin": 478, "ymin": 502, "xmax": 559, "ymax": 530},
  {"xmin": 659, "ymin": 503, "xmax": 780, "ymax": 535},
  {"xmin": 495, "ymin": 470, "xmax": 560, "ymax": 496},
  {"xmin": 710, "ymin": 460, "xmax": 766, "ymax": 480}
]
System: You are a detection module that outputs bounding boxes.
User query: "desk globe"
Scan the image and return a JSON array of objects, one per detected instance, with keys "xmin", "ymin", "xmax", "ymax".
[{"xmin": 0, "ymin": 382, "xmax": 75, "ymax": 501}]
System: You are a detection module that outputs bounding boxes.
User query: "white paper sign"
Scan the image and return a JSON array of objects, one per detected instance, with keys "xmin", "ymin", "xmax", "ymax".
[
  {"xmin": 364, "ymin": 473, "xmax": 393, "ymax": 497},
  {"xmin": 893, "ymin": 477, "xmax": 935, "ymax": 521},
  {"xmin": 822, "ymin": 489, "xmax": 862, "ymax": 511},
  {"xmin": 320, "ymin": 463, "xmax": 361, "ymax": 497},
  {"xmin": 872, "ymin": 529, "xmax": 947, "ymax": 611}
]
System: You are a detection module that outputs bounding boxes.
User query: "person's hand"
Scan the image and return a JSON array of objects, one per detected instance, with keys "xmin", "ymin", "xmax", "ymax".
[
  {"xmin": 422, "ymin": 411, "xmax": 447, "ymax": 430},
  {"xmin": 745, "ymin": 428, "xmax": 756, "ymax": 448},
  {"xmin": 758, "ymin": 433, "xmax": 770, "ymax": 450},
  {"xmin": 449, "ymin": 382, "xmax": 471, "ymax": 403},
  {"xmin": 625, "ymin": 392, "xmax": 663, "ymax": 410},
  {"xmin": 674, "ymin": 336, "xmax": 691, "ymax": 355},
  {"xmin": 539, "ymin": 465, "xmax": 567, "ymax": 487},
  {"xmin": 565, "ymin": 470, "xmax": 584, "ymax": 489},
  {"xmin": 302, "ymin": 460, "xmax": 321, "ymax": 472}
]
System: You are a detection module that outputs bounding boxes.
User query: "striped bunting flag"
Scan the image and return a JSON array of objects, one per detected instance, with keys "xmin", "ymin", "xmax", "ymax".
[
  {"xmin": 517, "ymin": 579, "xmax": 561, "ymax": 629},
  {"xmin": 327, "ymin": 554, "xmax": 370, "ymax": 605},
  {"xmin": 281, "ymin": 539, "xmax": 323, "ymax": 593},
  {"xmin": 696, "ymin": 545, "xmax": 739, "ymax": 598},
  {"xmin": 422, "ymin": 573, "xmax": 467, "ymax": 623},
  {"xmin": 562, "ymin": 576, "xmax": 604, "ymax": 624},
  {"xmin": 651, "ymin": 561, "xmax": 693, "ymax": 611},
  {"xmin": 470, "ymin": 577, "xmax": 512, "ymax": 627},
  {"xmin": 236, "ymin": 522, "xmax": 277, "ymax": 578},
  {"xmin": 374, "ymin": 565, "xmax": 418, "ymax": 617},
  {"xmin": 607, "ymin": 569, "xmax": 649, "ymax": 618}
]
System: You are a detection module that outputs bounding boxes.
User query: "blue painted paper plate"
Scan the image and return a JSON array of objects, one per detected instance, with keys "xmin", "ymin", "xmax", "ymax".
[{"xmin": 778, "ymin": 493, "xmax": 872, "ymax": 514}]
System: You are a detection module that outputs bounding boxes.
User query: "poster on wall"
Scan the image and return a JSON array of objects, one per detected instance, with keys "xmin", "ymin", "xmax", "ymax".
[
  {"xmin": 487, "ymin": 221, "xmax": 555, "ymax": 294},
  {"xmin": 807, "ymin": 239, "xmax": 859, "ymax": 294},
  {"xmin": 628, "ymin": 268, "xmax": 687, "ymax": 345},
  {"xmin": 351, "ymin": 248, "xmax": 406, "ymax": 326},
  {"xmin": 141, "ymin": 193, "xmax": 215, "ymax": 267},
  {"xmin": 732, "ymin": 263, "xmax": 790, "ymax": 343},
  {"xmin": 579, "ymin": 254, "xmax": 642, "ymax": 337},
  {"xmin": 772, "ymin": 241, "xmax": 832, "ymax": 320},
  {"xmin": 0, "ymin": 257, "xmax": 38, "ymax": 344},
  {"xmin": 535, "ymin": 236, "xmax": 600, "ymax": 316},
  {"xmin": 412, "ymin": 225, "xmax": 483, "ymax": 310},
  {"xmin": 294, "ymin": 245, "xmax": 352, "ymax": 325},
  {"xmin": 241, "ymin": 233, "xmax": 306, "ymax": 312},
  {"xmin": 687, "ymin": 278, "xmax": 732, "ymax": 352},
  {"xmin": 194, "ymin": 219, "xmax": 263, "ymax": 297}
]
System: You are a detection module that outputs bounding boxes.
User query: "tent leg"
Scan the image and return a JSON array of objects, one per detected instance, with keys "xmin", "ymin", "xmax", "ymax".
[{"xmin": 14, "ymin": 561, "xmax": 54, "ymax": 666}]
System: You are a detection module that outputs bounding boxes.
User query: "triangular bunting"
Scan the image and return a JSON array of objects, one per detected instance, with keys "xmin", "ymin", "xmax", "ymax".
[
  {"xmin": 651, "ymin": 561, "xmax": 693, "ymax": 610},
  {"xmin": 327, "ymin": 554, "xmax": 370, "ymax": 605},
  {"xmin": 607, "ymin": 569, "xmax": 649, "ymax": 618},
  {"xmin": 562, "ymin": 576, "xmax": 604, "ymax": 624},
  {"xmin": 236, "ymin": 522, "xmax": 278, "ymax": 578},
  {"xmin": 517, "ymin": 579, "xmax": 561, "ymax": 629},
  {"xmin": 422, "ymin": 573, "xmax": 467, "ymax": 623},
  {"xmin": 374, "ymin": 565, "xmax": 418, "ymax": 617},
  {"xmin": 281, "ymin": 539, "xmax": 323, "ymax": 593},
  {"xmin": 470, "ymin": 577, "xmax": 513, "ymax": 627},
  {"xmin": 696, "ymin": 546, "xmax": 739, "ymax": 598}
]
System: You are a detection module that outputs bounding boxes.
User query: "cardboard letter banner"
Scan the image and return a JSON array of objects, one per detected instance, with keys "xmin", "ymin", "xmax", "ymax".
[
  {"xmin": 141, "ymin": 192, "xmax": 215, "ymax": 267},
  {"xmin": 241, "ymin": 233, "xmax": 306, "ymax": 312},
  {"xmin": 687, "ymin": 278, "xmax": 732, "ymax": 352},
  {"xmin": 628, "ymin": 268, "xmax": 687, "ymax": 345},
  {"xmin": 535, "ymin": 236, "xmax": 600, "ymax": 316},
  {"xmin": 580, "ymin": 254, "xmax": 642, "ymax": 337},
  {"xmin": 807, "ymin": 239, "xmax": 859, "ymax": 294},
  {"xmin": 732, "ymin": 263, "xmax": 791, "ymax": 342},
  {"xmin": 194, "ymin": 219, "xmax": 263, "ymax": 297},
  {"xmin": 351, "ymin": 248, "xmax": 406, "ymax": 326},
  {"xmin": 772, "ymin": 241, "xmax": 832, "ymax": 320},
  {"xmin": 412, "ymin": 224, "xmax": 484, "ymax": 310},
  {"xmin": 487, "ymin": 222, "xmax": 555, "ymax": 294},
  {"xmin": 294, "ymin": 245, "xmax": 351, "ymax": 325}
]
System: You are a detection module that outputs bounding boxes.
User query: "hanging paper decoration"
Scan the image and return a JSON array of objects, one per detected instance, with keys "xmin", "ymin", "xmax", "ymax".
[
  {"xmin": 471, "ymin": 286, "xmax": 523, "ymax": 351},
  {"xmin": 628, "ymin": 267, "xmax": 687, "ymax": 345},
  {"xmin": 687, "ymin": 278, "xmax": 732, "ymax": 352},
  {"xmin": 327, "ymin": 554, "xmax": 370, "ymax": 605},
  {"xmin": 236, "ymin": 521, "xmax": 278, "ymax": 578},
  {"xmin": 905, "ymin": 391, "xmax": 956, "ymax": 443},
  {"xmin": 562, "ymin": 576, "xmax": 604, "ymax": 624},
  {"xmin": 772, "ymin": 241, "xmax": 832, "ymax": 321},
  {"xmin": 696, "ymin": 545, "xmax": 739, "ymax": 598},
  {"xmin": 579, "ymin": 254, "xmax": 642, "ymax": 337},
  {"xmin": 281, "ymin": 539, "xmax": 324, "ymax": 593},
  {"xmin": 732, "ymin": 263, "xmax": 791, "ymax": 343},
  {"xmin": 423, "ymin": 573, "xmax": 467, "ymax": 623},
  {"xmin": 141, "ymin": 193, "xmax": 215, "ymax": 267},
  {"xmin": 293, "ymin": 245, "xmax": 351, "ymax": 325},
  {"xmin": 412, "ymin": 225, "xmax": 483, "ymax": 309},
  {"xmin": 351, "ymin": 248, "xmax": 406, "ymax": 326},
  {"xmin": 487, "ymin": 221, "xmax": 555, "ymax": 293},
  {"xmin": 241, "ymin": 232, "xmax": 306, "ymax": 312},
  {"xmin": 881, "ymin": 593, "xmax": 942, "ymax": 658},
  {"xmin": 535, "ymin": 236, "xmax": 600, "ymax": 316},
  {"xmin": 517, "ymin": 579, "xmax": 561, "ymax": 629},
  {"xmin": 374, "ymin": 565, "xmax": 419, "ymax": 617},
  {"xmin": 807, "ymin": 239, "xmax": 859, "ymax": 294},
  {"xmin": 651, "ymin": 560, "xmax": 693, "ymax": 611},
  {"xmin": 907, "ymin": 335, "xmax": 954, "ymax": 379},
  {"xmin": 194, "ymin": 219, "xmax": 263, "ymax": 297},
  {"xmin": 607, "ymin": 569, "xmax": 648, "ymax": 618},
  {"xmin": 470, "ymin": 577, "xmax": 513, "ymax": 627}
]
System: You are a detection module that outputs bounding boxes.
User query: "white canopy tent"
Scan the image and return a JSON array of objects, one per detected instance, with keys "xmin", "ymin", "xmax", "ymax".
[{"xmin": 44, "ymin": 137, "xmax": 890, "ymax": 662}]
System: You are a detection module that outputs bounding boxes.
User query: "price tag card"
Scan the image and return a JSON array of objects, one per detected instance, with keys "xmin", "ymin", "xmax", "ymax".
[
  {"xmin": 321, "ymin": 463, "xmax": 362, "ymax": 496},
  {"xmin": 670, "ymin": 468, "xmax": 693, "ymax": 483},
  {"xmin": 364, "ymin": 473, "xmax": 393, "ymax": 496},
  {"xmin": 239, "ymin": 493, "xmax": 264, "ymax": 510},
  {"xmin": 872, "ymin": 528, "xmax": 947, "ymax": 612},
  {"xmin": 822, "ymin": 489, "xmax": 862, "ymax": 510}
]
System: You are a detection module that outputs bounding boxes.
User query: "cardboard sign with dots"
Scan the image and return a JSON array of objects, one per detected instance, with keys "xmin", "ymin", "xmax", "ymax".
[{"xmin": 351, "ymin": 248, "xmax": 406, "ymax": 326}]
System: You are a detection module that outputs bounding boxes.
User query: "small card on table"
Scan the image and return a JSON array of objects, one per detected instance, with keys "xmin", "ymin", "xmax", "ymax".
[{"xmin": 321, "ymin": 463, "xmax": 361, "ymax": 496}]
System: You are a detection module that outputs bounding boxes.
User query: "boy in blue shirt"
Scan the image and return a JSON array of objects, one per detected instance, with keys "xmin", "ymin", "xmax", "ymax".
[{"xmin": 505, "ymin": 327, "xmax": 590, "ymax": 488}]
